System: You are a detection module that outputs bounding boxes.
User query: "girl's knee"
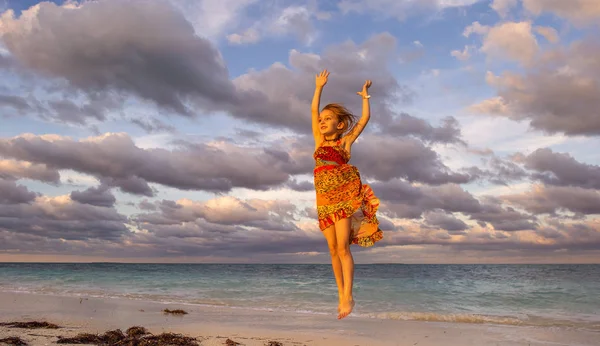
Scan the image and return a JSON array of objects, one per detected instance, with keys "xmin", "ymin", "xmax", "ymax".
[
  {"xmin": 336, "ymin": 244, "xmax": 351, "ymax": 257},
  {"xmin": 328, "ymin": 246, "xmax": 338, "ymax": 258}
]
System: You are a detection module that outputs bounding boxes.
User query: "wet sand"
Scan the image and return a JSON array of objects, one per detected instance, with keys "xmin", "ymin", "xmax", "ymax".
[{"xmin": 1, "ymin": 291, "xmax": 598, "ymax": 346}]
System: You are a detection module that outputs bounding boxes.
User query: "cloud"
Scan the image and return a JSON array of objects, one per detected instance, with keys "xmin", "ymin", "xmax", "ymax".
[
  {"xmin": 0, "ymin": 94, "xmax": 32, "ymax": 114},
  {"xmin": 338, "ymin": 0, "xmax": 481, "ymax": 20},
  {"xmin": 0, "ymin": 1, "xmax": 236, "ymax": 119},
  {"xmin": 0, "ymin": 159, "xmax": 60, "ymax": 183},
  {"xmin": 351, "ymin": 135, "xmax": 472, "ymax": 184},
  {"xmin": 535, "ymin": 26, "xmax": 559, "ymax": 44},
  {"xmin": 227, "ymin": 5, "xmax": 319, "ymax": 45},
  {"xmin": 518, "ymin": 148, "xmax": 600, "ymax": 189},
  {"xmin": 135, "ymin": 196, "xmax": 299, "ymax": 230},
  {"xmin": 0, "ymin": 193, "xmax": 129, "ymax": 240},
  {"xmin": 378, "ymin": 113, "xmax": 464, "ymax": 144},
  {"xmin": 523, "ymin": 0, "xmax": 600, "ymax": 26},
  {"xmin": 0, "ymin": 2, "xmax": 419, "ymax": 136},
  {"xmin": 467, "ymin": 154, "xmax": 528, "ymax": 185},
  {"xmin": 423, "ymin": 211, "xmax": 469, "ymax": 233},
  {"xmin": 476, "ymin": 21, "xmax": 539, "ymax": 66},
  {"xmin": 169, "ymin": 0, "xmax": 259, "ymax": 39},
  {"xmin": 0, "ymin": 179, "xmax": 37, "ymax": 204},
  {"xmin": 503, "ymin": 184, "xmax": 600, "ymax": 216},
  {"xmin": 376, "ymin": 180, "xmax": 536, "ymax": 231},
  {"xmin": 375, "ymin": 181, "xmax": 481, "ymax": 218},
  {"xmin": 463, "ymin": 21, "xmax": 489, "ymax": 37},
  {"xmin": 0, "ymin": 133, "xmax": 299, "ymax": 195},
  {"xmin": 490, "ymin": 0, "xmax": 517, "ymax": 18},
  {"xmin": 231, "ymin": 32, "xmax": 415, "ymax": 133},
  {"xmin": 70, "ymin": 185, "xmax": 116, "ymax": 208},
  {"xmin": 451, "ymin": 45, "xmax": 473, "ymax": 61},
  {"xmin": 469, "ymin": 36, "xmax": 600, "ymax": 136}
]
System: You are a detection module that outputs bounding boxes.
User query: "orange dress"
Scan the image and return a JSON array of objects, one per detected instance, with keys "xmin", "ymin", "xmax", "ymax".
[{"xmin": 313, "ymin": 139, "xmax": 383, "ymax": 247}]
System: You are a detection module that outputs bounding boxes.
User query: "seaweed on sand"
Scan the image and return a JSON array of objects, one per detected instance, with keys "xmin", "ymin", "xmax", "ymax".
[
  {"xmin": 0, "ymin": 321, "xmax": 60, "ymax": 329},
  {"xmin": 162, "ymin": 309, "xmax": 188, "ymax": 315},
  {"xmin": 0, "ymin": 336, "xmax": 29, "ymax": 346},
  {"xmin": 56, "ymin": 326, "xmax": 199, "ymax": 346}
]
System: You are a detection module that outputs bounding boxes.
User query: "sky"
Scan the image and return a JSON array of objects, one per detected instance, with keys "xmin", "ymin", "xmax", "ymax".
[{"xmin": 1, "ymin": 0, "xmax": 600, "ymax": 264}]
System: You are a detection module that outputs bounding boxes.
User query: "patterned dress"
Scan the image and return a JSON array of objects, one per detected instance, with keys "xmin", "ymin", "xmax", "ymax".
[{"xmin": 313, "ymin": 139, "xmax": 383, "ymax": 247}]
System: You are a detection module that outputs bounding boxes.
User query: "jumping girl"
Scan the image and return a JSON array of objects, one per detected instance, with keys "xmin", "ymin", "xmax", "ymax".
[{"xmin": 312, "ymin": 69, "xmax": 384, "ymax": 320}]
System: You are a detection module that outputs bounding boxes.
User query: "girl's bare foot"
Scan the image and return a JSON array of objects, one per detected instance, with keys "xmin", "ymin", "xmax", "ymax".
[{"xmin": 337, "ymin": 299, "xmax": 355, "ymax": 320}]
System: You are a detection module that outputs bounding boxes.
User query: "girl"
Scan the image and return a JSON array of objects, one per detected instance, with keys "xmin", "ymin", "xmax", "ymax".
[{"xmin": 312, "ymin": 69, "xmax": 383, "ymax": 320}]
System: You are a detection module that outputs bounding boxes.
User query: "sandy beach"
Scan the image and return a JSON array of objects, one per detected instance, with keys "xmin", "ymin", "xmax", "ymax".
[{"xmin": 0, "ymin": 291, "xmax": 597, "ymax": 346}]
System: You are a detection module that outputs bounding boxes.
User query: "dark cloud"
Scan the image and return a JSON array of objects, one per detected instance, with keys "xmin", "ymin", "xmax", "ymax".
[
  {"xmin": 503, "ymin": 185, "xmax": 600, "ymax": 216},
  {"xmin": 375, "ymin": 180, "xmax": 481, "ymax": 219},
  {"xmin": 473, "ymin": 37, "xmax": 600, "ymax": 136},
  {"xmin": 285, "ymin": 178, "xmax": 314, "ymax": 192},
  {"xmin": 466, "ymin": 155, "xmax": 528, "ymax": 185},
  {"xmin": 423, "ymin": 211, "xmax": 469, "ymax": 233},
  {"xmin": 0, "ymin": 94, "xmax": 31, "ymax": 113},
  {"xmin": 0, "ymin": 133, "xmax": 295, "ymax": 194},
  {"xmin": 130, "ymin": 117, "xmax": 176, "ymax": 134},
  {"xmin": 379, "ymin": 114, "xmax": 464, "ymax": 144},
  {"xmin": 0, "ymin": 179, "xmax": 37, "ymax": 204},
  {"xmin": 376, "ymin": 180, "xmax": 536, "ymax": 232},
  {"xmin": 469, "ymin": 197, "xmax": 538, "ymax": 232},
  {"xmin": 353, "ymin": 135, "xmax": 472, "ymax": 184},
  {"xmin": 70, "ymin": 185, "xmax": 116, "ymax": 208},
  {"xmin": 0, "ymin": 192, "xmax": 129, "ymax": 240},
  {"xmin": 231, "ymin": 33, "xmax": 414, "ymax": 133},
  {"xmin": 0, "ymin": 0, "xmax": 234, "ymax": 120},
  {"xmin": 519, "ymin": 148, "xmax": 600, "ymax": 189},
  {"xmin": 0, "ymin": 2, "xmax": 419, "ymax": 137},
  {"xmin": 99, "ymin": 176, "xmax": 155, "ymax": 197},
  {"xmin": 138, "ymin": 200, "xmax": 157, "ymax": 211}
]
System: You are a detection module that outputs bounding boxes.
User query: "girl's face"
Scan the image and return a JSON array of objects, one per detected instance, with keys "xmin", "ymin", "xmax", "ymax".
[{"xmin": 319, "ymin": 110, "xmax": 344, "ymax": 136}]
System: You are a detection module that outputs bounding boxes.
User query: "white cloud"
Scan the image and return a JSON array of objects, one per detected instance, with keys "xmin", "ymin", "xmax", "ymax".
[
  {"xmin": 463, "ymin": 21, "xmax": 489, "ymax": 37},
  {"xmin": 227, "ymin": 27, "xmax": 260, "ymax": 45},
  {"xmin": 535, "ymin": 25, "xmax": 559, "ymax": 44},
  {"xmin": 473, "ymin": 21, "xmax": 539, "ymax": 66},
  {"xmin": 227, "ymin": 5, "xmax": 318, "ymax": 45},
  {"xmin": 451, "ymin": 45, "xmax": 473, "ymax": 61},
  {"xmin": 523, "ymin": 0, "xmax": 600, "ymax": 26},
  {"xmin": 490, "ymin": 0, "xmax": 517, "ymax": 18}
]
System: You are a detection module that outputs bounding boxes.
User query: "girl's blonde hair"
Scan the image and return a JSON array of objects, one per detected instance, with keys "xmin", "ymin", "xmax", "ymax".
[{"xmin": 322, "ymin": 103, "xmax": 357, "ymax": 138}]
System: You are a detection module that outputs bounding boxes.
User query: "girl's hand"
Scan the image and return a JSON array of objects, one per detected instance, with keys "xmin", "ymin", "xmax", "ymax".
[
  {"xmin": 356, "ymin": 80, "xmax": 372, "ymax": 99},
  {"xmin": 315, "ymin": 69, "xmax": 329, "ymax": 87}
]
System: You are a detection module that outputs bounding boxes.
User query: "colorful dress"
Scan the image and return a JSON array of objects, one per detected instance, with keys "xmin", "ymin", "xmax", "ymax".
[{"xmin": 313, "ymin": 139, "xmax": 383, "ymax": 247}]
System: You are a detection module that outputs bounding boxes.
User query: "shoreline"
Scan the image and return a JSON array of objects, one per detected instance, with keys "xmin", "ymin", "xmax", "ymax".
[{"xmin": 1, "ymin": 291, "xmax": 599, "ymax": 345}]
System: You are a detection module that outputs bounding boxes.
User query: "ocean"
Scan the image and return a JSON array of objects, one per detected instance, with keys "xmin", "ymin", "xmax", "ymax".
[{"xmin": 1, "ymin": 263, "xmax": 598, "ymax": 330}]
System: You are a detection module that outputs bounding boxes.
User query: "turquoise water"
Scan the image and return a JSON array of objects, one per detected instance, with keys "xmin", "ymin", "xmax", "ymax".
[{"xmin": 1, "ymin": 263, "xmax": 599, "ymax": 329}]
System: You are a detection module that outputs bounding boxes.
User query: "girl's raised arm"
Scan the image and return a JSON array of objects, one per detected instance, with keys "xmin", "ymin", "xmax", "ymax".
[
  {"xmin": 312, "ymin": 70, "xmax": 329, "ymax": 145},
  {"xmin": 346, "ymin": 80, "xmax": 372, "ymax": 144}
]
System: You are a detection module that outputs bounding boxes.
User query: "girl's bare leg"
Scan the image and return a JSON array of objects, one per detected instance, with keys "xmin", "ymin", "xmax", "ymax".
[
  {"xmin": 322, "ymin": 224, "xmax": 344, "ymax": 311},
  {"xmin": 334, "ymin": 217, "xmax": 355, "ymax": 319}
]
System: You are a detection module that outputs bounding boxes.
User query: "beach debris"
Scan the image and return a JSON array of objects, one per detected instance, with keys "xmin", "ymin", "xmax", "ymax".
[
  {"xmin": 267, "ymin": 341, "xmax": 283, "ymax": 346},
  {"xmin": 0, "ymin": 336, "xmax": 28, "ymax": 346},
  {"xmin": 56, "ymin": 328, "xmax": 199, "ymax": 345},
  {"xmin": 225, "ymin": 338, "xmax": 241, "ymax": 345},
  {"xmin": 126, "ymin": 326, "xmax": 150, "ymax": 338},
  {"xmin": 163, "ymin": 309, "xmax": 188, "ymax": 315},
  {"xmin": 56, "ymin": 332, "xmax": 104, "ymax": 344},
  {"xmin": 0, "ymin": 321, "xmax": 60, "ymax": 329}
]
